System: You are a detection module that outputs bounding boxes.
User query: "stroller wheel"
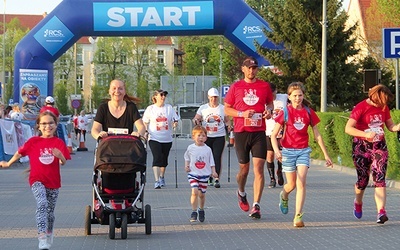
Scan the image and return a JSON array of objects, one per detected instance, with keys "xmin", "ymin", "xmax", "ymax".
[
  {"xmin": 145, "ymin": 204, "xmax": 152, "ymax": 235},
  {"xmin": 84, "ymin": 205, "xmax": 92, "ymax": 235},
  {"xmin": 109, "ymin": 213, "xmax": 116, "ymax": 239},
  {"xmin": 121, "ymin": 213, "xmax": 128, "ymax": 239}
]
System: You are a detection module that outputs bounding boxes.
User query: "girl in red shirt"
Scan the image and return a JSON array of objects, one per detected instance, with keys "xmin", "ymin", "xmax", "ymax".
[
  {"xmin": 0, "ymin": 111, "xmax": 71, "ymax": 249},
  {"xmin": 271, "ymin": 82, "xmax": 332, "ymax": 227}
]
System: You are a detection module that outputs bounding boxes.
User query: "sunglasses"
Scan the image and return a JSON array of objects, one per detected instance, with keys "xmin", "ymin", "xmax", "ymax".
[{"xmin": 159, "ymin": 93, "xmax": 167, "ymax": 97}]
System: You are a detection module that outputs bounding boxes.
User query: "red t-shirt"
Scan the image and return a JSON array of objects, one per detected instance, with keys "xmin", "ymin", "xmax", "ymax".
[
  {"xmin": 40, "ymin": 106, "xmax": 60, "ymax": 117},
  {"xmin": 275, "ymin": 105, "xmax": 320, "ymax": 149},
  {"xmin": 224, "ymin": 79, "xmax": 273, "ymax": 132},
  {"xmin": 18, "ymin": 136, "xmax": 71, "ymax": 188},
  {"xmin": 350, "ymin": 99, "xmax": 391, "ymax": 141}
]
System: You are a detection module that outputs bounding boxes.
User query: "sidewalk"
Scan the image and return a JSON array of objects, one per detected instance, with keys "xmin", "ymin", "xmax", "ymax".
[{"xmin": 0, "ymin": 135, "xmax": 399, "ymax": 249}]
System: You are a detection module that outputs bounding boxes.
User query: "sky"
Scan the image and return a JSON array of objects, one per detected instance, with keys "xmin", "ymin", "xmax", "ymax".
[
  {"xmin": 0, "ymin": 0, "xmax": 63, "ymax": 14},
  {"xmin": 1, "ymin": 0, "xmax": 350, "ymax": 15}
]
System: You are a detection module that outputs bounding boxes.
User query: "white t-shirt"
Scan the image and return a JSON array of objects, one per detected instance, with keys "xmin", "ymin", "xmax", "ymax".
[
  {"xmin": 77, "ymin": 115, "xmax": 89, "ymax": 131},
  {"xmin": 142, "ymin": 104, "xmax": 179, "ymax": 143},
  {"xmin": 184, "ymin": 143, "xmax": 215, "ymax": 176},
  {"xmin": 196, "ymin": 103, "xmax": 226, "ymax": 137},
  {"xmin": 265, "ymin": 93, "xmax": 288, "ymax": 136},
  {"xmin": 10, "ymin": 112, "xmax": 24, "ymax": 121}
]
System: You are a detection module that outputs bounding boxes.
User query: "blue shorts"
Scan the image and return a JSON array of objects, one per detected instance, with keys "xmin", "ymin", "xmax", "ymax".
[{"xmin": 281, "ymin": 147, "xmax": 312, "ymax": 172}]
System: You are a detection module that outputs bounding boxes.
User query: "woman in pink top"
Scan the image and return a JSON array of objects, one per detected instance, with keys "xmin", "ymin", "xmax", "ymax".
[{"xmin": 345, "ymin": 84, "xmax": 400, "ymax": 224}]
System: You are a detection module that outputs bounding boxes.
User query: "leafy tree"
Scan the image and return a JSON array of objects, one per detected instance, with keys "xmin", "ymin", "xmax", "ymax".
[
  {"xmin": 253, "ymin": 0, "xmax": 361, "ymax": 110},
  {"xmin": 178, "ymin": 36, "xmax": 245, "ymax": 87},
  {"xmin": 53, "ymin": 82, "xmax": 69, "ymax": 114},
  {"xmin": 377, "ymin": 0, "xmax": 400, "ymax": 26},
  {"xmin": 0, "ymin": 18, "xmax": 29, "ymax": 103}
]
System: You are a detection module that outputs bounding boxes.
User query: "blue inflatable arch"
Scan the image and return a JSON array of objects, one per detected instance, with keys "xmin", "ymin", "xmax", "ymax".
[{"xmin": 13, "ymin": 0, "xmax": 279, "ymax": 102}]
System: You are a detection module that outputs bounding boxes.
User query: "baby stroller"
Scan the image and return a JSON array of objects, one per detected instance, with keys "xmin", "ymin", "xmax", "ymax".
[{"xmin": 84, "ymin": 135, "xmax": 151, "ymax": 239}]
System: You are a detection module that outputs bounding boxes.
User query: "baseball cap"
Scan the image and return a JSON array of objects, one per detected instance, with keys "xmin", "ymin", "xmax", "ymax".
[
  {"xmin": 153, "ymin": 89, "xmax": 168, "ymax": 96},
  {"xmin": 242, "ymin": 57, "xmax": 258, "ymax": 67},
  {"xmin": 45, "ymin": 96, "xmax": 55, "ymax": 104},
  {"xmin": 207, "ymin": 88, "xmax": 219, "ymax": 97}
]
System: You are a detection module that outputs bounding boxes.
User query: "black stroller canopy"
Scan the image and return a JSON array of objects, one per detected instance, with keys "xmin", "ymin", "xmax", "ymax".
[{"xmin": 94, "ymin": 135, "xmax": 146, "ymax": 173}]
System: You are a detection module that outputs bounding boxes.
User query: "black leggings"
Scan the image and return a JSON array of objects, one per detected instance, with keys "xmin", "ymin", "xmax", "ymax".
[{"xmin": 205, "ymin": 136, "xmax": 225, "ymax": 176}]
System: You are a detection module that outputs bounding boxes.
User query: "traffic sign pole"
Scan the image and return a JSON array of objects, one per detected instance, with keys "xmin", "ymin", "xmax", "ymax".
[{"xmin": 382, "ymin": 28, "xmax": 400, "ymax": 109}]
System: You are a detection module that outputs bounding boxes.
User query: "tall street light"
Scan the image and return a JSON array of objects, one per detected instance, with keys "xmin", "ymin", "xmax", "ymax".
[
  {"xmin": 219, "ymin": 41, "xmax": 223, "ymax": 100},
  {"xmin": 201, "ymin": 57, "xmax": 206, "ymax": 103}
]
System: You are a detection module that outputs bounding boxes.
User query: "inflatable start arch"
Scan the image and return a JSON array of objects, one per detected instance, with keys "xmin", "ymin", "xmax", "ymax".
[{"xmin": 14, "ymin": 0, "xmax": 279, "ymax": 104}]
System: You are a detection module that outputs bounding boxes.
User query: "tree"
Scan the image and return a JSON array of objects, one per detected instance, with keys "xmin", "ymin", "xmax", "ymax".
[
  {"xmin": 253, "ymin": 0, "xmax": 361, "ymax": 110},
  {"xmin": 0, "ymin": 18, "xmax": 29, "ymax": 103},
  {"xmin": 377, "ymin": 0, "xmax": 400, "ymax": 26}
]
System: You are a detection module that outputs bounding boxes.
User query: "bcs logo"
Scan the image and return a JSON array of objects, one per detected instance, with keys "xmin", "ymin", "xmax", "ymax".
[
  {"xmin": 243, "ymin": 25, "xmax": 262, "ymax": 34},
  {"xmin": 44, "ymin": 29, "xmax": 65, "ymax": 38}
]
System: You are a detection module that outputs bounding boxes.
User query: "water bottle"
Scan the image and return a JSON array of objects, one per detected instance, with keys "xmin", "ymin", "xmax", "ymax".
[
  {"xmin": 337, "ymin": 155, "xmax": 342, "ymax": 165},
  {"xmin": 229, "ymin": 131, "xmax": 234, "ymax": 146}
]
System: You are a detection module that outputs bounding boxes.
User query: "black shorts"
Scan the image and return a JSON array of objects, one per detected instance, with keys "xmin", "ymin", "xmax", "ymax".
[
  {"xmin": 266, "ymin": 136, "xmax": 282, "ymax": 151},
  {"xmin": 234, "ymin": 131, "xmax": 266, "ymax": 164},
  {"xmin": 149, "ymin": 140, "xmax": 172, "ymax": 167}
]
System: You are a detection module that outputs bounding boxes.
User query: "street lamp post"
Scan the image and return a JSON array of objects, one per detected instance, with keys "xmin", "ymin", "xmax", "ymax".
[
  {"xmin": 201, "ymin": 57, "xmax": 206, "ymax": 103},
  {"xmin": 2, "ymin": 0, "xmax": 6, "ymax": 104},
  {"xmin": 219, "ymin": 41, "xmax": 223, "ymax": 100}
]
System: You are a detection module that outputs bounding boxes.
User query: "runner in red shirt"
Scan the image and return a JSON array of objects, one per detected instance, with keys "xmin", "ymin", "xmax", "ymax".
[
  {"xmin": 0, "ymin": 111, "xmax": 71, "ymax": 249},
  {"xmin": 224, "ymin": 56, "xmax": 273, "ymax": 219}
]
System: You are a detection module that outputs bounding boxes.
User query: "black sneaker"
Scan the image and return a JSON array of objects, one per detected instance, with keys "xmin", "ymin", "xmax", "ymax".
[
  {"xmin": 214, "ymin": 180, "xmax": 221, "ymax": 188},
  {"xmin": 268, "ymin": 179, "xmax": 276, "ymax": 188},
  {"xmin": 198, "ymin": 209, "xmax": 205, "ymax": 222},
  {"xmin": 249, "ymin": 204, "xmax": 261, "ymax": 219},
  {"xmin": 190, "ymin": 211, "xmax": 197, "ymax": 222}
]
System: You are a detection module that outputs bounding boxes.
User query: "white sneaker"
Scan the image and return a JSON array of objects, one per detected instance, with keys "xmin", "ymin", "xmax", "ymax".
[
  {"xmin": 38, "ymin": 235, "xmax": 50, "ymax": 249},
  {"xmin": 46, "ymin": 232, "xmax": 54, "ymax": 247}
]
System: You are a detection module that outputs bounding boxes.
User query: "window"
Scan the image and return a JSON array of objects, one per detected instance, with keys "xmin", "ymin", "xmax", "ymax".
[
  {"xmin": 120, "ymin": 52, "xmax": 127, "ymax": 64},
  {"xmin": 77, "ymin": 74, "xmax": 83, "ymax": 90},
  {"xmin": 157, "ymin": 50, "xmax": 164, "ymax": 64},
  {"xmin": 76, "ymin": 50, "xmax": 83, "ymax": 65},
  {"xmin": 60, "ymin": 74, "xmax": 68, "ymax": 83},
  {"xmin": 97, "ymin": 73, "xmax": 109, "ymax": 86},
  {"xmin": 99, "ymin": 50, "xmax": 106, "ymax": 63}
]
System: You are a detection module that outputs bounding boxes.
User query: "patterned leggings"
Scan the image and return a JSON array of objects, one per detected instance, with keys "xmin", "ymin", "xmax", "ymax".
[
  {"xmin": 31, "ymin": 182, "xmax": 59, "ymax": 234},
  {"xmin": 352, "ymin": 138, "xmax": 388, "ymax": 190}
]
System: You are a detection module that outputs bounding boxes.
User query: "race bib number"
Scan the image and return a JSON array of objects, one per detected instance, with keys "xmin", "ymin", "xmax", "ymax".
[
  {"xmin": 205, "ymin": 122, "xmax": 218, "ymax": 132},
  {"xmin": 364, "ymin": 127, "xmax": 384, "ymax": 142},
  {"xmin": 108, "ymin": 128, "xmax": 128, "ymax": 134},
  {"xmin": 244, "ymin": 113, "xmax": 262, "ymax": 127}
]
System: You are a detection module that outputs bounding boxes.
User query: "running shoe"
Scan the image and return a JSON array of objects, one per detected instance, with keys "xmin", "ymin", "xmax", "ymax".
[
  {"xmin": 237, "ymin": 191, "xmax": 250, "ymax": 212},
  {"xmin": 249, "ymin": 204, "xmax": 261, "ymax": 219},
  {"xmin": 279, "ymin": 191, "xmax": 289, "ymax": 214},
  {"xmin": 38, "ymin": 234, "xmax": 50, "ymax": 250},
  {"xmin": 46, "ymin": 232, "xmax": 54, "ymax": 247},
  {"xmin": 198, "ymin": 209, "xmax": 205, "ymax": 222},
  {"xmin": 268, "ymin": 179, "xmax": 276, "ymax": 188},
  {"xmin": 154, "ymin": 181, "xmax": 161, "ymax": 189},
  {"xmin": 208, "ymin": 177, "xmax": 214, "ymax": 186},
  {"xmin": 377, "ymin": 209, "xmax": 388, "ymax": 224},
  {"xmin": 353, "ymin": 199, "xmax": 362, "ymax": 219},
  {"xmin": 293, "ymin": 213, "xmax": 305, "ymax": 227},
  {"xmin": 159, "ymin": 176, "xmax": 165, "ymax": 187},
  {"xmin": 277, "ymin": 170, "xmax": 284, "ymax": 186},
  {"xmin": 190, "ymin": 211, "xmax": 198, "ymax": 222},
  {"xmin": 214, "ymin": 179, "xmax": 221, "ymax": 188}
]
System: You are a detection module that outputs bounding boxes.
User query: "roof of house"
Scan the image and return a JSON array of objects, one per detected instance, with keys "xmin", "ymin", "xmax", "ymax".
[{"xmin": 350, "ymin": 0, "xmax": 394, "ymax": 42}]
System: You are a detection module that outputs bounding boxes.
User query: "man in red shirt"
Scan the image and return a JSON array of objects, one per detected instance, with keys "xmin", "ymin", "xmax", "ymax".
[{"xmin": 224, "ymin": 57, "xmax": 274, "ymax": 219}]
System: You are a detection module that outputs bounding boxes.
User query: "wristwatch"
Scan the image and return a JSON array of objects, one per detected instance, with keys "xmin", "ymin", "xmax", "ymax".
[{"xmin": 238, "ymin": 111, "xmax": 243, "ymax": 117}]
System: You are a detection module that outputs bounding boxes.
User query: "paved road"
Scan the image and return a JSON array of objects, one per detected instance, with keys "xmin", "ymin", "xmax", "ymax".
[{"xmin": 1, "ymin": 135, "xmax": 400, "ymax": 249}]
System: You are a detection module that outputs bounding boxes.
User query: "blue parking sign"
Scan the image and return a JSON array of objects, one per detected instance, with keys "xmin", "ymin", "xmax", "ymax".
[
  {"xmin": 383, "ymin": 28, "xmax": 400, "ymax": 58},
  {"xmin": 221, "ymin": 85, "xmax": 230, "ymax": 98}
]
